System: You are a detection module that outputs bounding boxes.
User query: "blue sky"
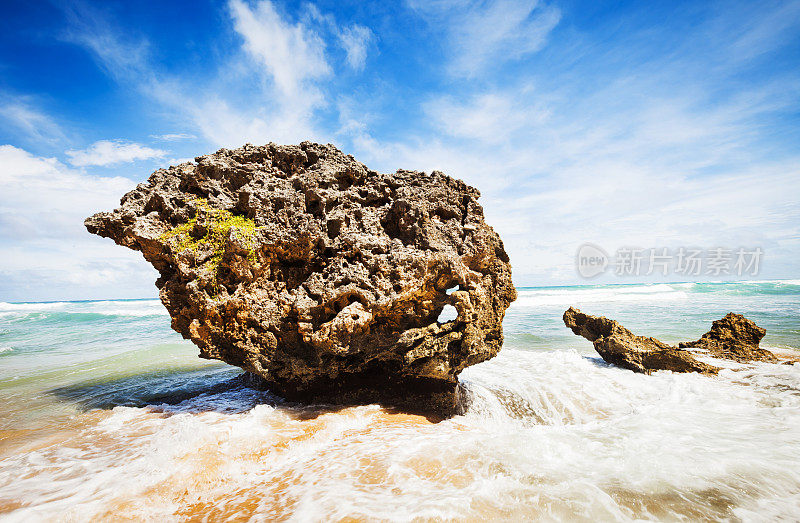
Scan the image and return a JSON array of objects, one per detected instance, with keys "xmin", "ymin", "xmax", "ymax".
[{"xmin": 1, "ymin": 0, "xmax": 799, "ymax": 301}]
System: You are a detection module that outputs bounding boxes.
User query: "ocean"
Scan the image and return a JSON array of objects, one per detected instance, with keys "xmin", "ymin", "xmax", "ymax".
[{"xmin": 0, "ymin": 281, "xmax": 798, "ymax": 520}]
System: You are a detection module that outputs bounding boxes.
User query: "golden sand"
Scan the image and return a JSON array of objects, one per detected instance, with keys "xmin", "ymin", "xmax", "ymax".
[{"xmin": 42, "ymin": 405, "xmax": 438, "ymax": 521}]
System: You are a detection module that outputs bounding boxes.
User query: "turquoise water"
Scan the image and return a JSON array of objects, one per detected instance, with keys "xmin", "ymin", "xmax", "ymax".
[
  {"xmin": 506, "ymin": 280, "xmax": 800, "ymax": 352},
  {"xmin": 0, "ymin": 281, "xmax": 798, "ymax": 520}
]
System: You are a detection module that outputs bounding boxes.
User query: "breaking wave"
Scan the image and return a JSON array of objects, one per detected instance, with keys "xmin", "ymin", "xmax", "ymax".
[
  {"xmin": 0, "ymin": 281, "xmax": 798, "ymax": 520},
  {"xmin": 513, "ymin": 283, "xmax": 688, "ymax": 307},
  {"xmin": 0, "ymin": 350, "xmax": 798, "ymax": 521},
  {"xmin": 0, "ymin": 299, "xmax": 166, "ymax": 321}
]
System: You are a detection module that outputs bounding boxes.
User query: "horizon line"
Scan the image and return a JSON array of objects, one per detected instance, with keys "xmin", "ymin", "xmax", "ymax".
[{"xmin": 3, "ymin": 278, "xmax": 798, "ymax": 305}]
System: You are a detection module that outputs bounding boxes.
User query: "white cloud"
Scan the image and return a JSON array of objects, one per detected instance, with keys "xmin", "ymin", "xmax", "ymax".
[
  {"xmin": 65, "ymin": 140, "xmax": 166, "ymax": 167},
  {"xmin": 62, "ymin": 1, "xmax": 362, "ymax": 148},
  {"xmin": 150, "ymin": 133, "xmax": 197, "ymax": 141},
  {"xmin": 338, "ymin": 24, "xmax": 374, "ymax": 71},
  {"xmin": 0, "ymin": 94, "xmax": 66, "ymax": 145},
  {"xmin": 228, "ymin": 0, "xmax": 330, "ymax": 104},
  {"xmin": 41, "ymin": 0, "xmax": 800, "ymax": 293},
  {"xmin": 348, "ymin": 121, "xmax": 800, "ymax": 284},
  {"xmin": 163, "ymin": 157, "xmax": 195, "ymax": 166},
  {"xmin": 331, "ymin": 0, "xmax": 800, "ymax": 284},
  {"xmin": 303, "ymin": 3, "xmax": 375, "ymax": 71},
  {"xmin": 344, "ymin": 68, "xmax": 800, "ymax": 284},
  {"xmin": 0, "ymin": 145, "xmax": 133, "ymax": 236},
  {"xmin": 0, "ymin": 145, "xmax": 157, "ymax": 300},
  {"xmin": 184, "ymin": 95, "xmax": 322, "ymax": 148},
  {"xmin": 407, "ymin": 0, "xmax": 560, "ymax": 77},
  {"xmin": 424, "ymin": 90, "xmax": 548, "ymax": 143}
]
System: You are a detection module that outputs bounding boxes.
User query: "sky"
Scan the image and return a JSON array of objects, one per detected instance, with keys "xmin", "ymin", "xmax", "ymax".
[{"xmin": 0, "ymin": 0, "xmax": 799, "ymax": 301}]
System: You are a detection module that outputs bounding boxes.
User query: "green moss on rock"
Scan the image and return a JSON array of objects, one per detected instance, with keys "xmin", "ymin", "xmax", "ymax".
[{"xmin": 160, "ymin": 199, "xmax": 259, "ymax": 286}]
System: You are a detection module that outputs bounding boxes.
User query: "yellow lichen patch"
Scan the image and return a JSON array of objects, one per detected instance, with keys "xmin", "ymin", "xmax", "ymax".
[{"xmin": 160, "ymin": 199, "xmax": 259, "ymax": 287}]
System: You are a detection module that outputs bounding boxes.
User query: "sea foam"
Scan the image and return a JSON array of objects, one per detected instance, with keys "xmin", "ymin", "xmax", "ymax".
[
  {"xmin": 1, "ymin": 349, "xmax": 798, "ymax": 521},
  {"xmin": 512, "ymin": 283, "xmax": 688, "ymax": 308},
  {"xmin": 0, "ymin": 283, "xmax": 798, "ymax": 520}
]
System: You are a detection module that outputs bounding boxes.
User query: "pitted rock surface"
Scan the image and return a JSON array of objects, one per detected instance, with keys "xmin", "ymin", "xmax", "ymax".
[
  {"xmin": 564, "ymin": 307, "xmax": 779, "ymax": 374},
  {"xmin": 86, "ymin": 142, "xmax": 516, "ymax": 413},
  {"xmin": 563, "ymin": 307, "xmax": 718, "ymax": 374},
  {"xmin": 678, "ymin": 312, "xmax": 777, "ymax": 363}
]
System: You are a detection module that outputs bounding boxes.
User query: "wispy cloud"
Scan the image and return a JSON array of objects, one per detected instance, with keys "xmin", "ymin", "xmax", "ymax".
[
  {"xmin": 61, "ymin": 3, "xmax": 152, "ymax": 84},
  {"xmin": 65, "ymin": 140, "xmax": 166, "ymax": 167},
  {"xmin": 150, "ymin": 133, "xmax": 197, "ymax": 141},
  {"xmin": 424, "ymin": 89, "xmax": 548, "ymax": 144},
  {"xmin": 407, "ymin": 0, "xmax": 560, "ymax": 77},
  {"xmin": 60, "ymin": 1, "xmax": 374, "ymax": 148},
  {"xmin": 0, "ymin": 94, "xmax": 67, "ymax": 145},
  {"xmin": 303, "ymin": 3, "xmax": 375, "ymax": 71},
  {"xmin": 338, "ymin": 24, "xmax": 374, "ymax": 71},
  {"xmin": 228, "ymin": 0, "xmax": 330, "ymax": 104},
  {"xmin": 345, "ymin": 1, "xmax": 800, "ymax": 283},
  {"xmin": 3, "ymin": 0, "xmax": 798, "ymax": 298}
]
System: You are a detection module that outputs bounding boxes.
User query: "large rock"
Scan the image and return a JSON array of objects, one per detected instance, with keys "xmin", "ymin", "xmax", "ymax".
[
  {"xmin": 563, "ymin": 307, "xmax": 779, "ymax": 374},
  {"xmin": 86, "ymin": 142, "xmax": 516, "ymax": 414}
]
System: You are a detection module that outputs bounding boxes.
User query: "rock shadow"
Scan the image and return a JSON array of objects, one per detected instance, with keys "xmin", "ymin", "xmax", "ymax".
[{"xmin": 46, "ymin": 366, "xmax": 450, "ymax": 423}]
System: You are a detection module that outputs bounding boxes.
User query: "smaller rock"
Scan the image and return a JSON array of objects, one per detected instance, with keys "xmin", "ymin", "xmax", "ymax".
[
  {"xmin": 563, "ymin": 308, "xmax": 783, "ymax": 374},
  {"xmin": 678, "ymin": 313, "xmax": 777, "ymax": 363},
  {"xmin": 563, "ymin": 307, "xmax": 717, "ymax": 374}
]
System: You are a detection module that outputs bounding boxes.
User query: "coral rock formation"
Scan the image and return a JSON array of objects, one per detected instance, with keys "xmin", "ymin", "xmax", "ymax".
[
  {"xmin": 563, "ymin": 307, "xmax": 718, "ymax": 374},
  {"xmin": 563, "ymin": 307, "xmax": 779, "ymax": 374},
  {"xmin": 86, "ymin": 142, "xmax": 516, "ymax": 414},
  {"xmin": 678, "ymin": 312, "xmax": 777, "ymax": 363}
]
